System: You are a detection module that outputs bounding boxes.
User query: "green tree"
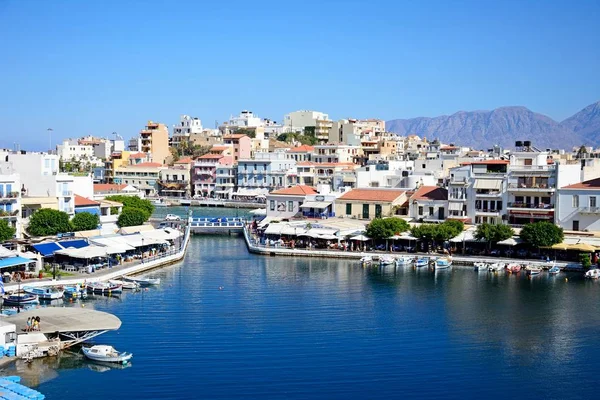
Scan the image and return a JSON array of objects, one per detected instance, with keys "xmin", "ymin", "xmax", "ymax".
[
  {"xmin": 520, "ymin": 221, "xmax": 564, "ymax": 248},
  {"xmin": 117, "ymin": 208, "xmax": 149, "ymax": 228},
  {"xmin": 27, "ymin": 208, "xmax": 72, "ymax": 237},
  {"xmin": 105, "ymin": 195, "xmax": 154, "ymax": 217},
  {"xmin": 411, "ymin": 220, "xmax": 465, "ymax": 248},
  {"xmin": 365, "ymin": 217, "xmax": 409, "ymax": 240},
  {"xmin": 0, "ymin": 220, "xmax": 16, "ymax": 241},
  {"xmin": 475, "ymin": 223, "xmax": 514, "ymax": 249},
  {"xmin": 579, "ymin": 253, "xmax": 592, "ymax": 270},
  {"xmin": 71, "ymin": 212, "xmax": 100, "ymax": 231}
]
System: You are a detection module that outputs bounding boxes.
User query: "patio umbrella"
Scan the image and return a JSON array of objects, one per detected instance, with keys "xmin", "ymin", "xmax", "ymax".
[
  {"xmin": 350, "ymin": 234, "xmax": 370, "ymax": 241},
  {"xmin": 570, "ymin": 243, "xmax": 597, "ymax": 252},
  {"xmin": 497, "ymin": 237, "xmax": 522, "ymax": 246}
]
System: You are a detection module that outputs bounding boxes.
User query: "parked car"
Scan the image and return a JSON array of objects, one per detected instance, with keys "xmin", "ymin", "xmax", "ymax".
[{"xmin": 165, "ymin": 214, "xmax": 181, "ymax": 221}]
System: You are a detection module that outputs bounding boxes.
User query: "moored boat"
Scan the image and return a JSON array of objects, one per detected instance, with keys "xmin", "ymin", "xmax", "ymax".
[
  {"xmin": 359, "ymin": 256, "xmax": 373, "ymax": 265},
  {"xmin": 3, "ymin": 293, "xmax": 38, "ymax": 306},
  {"xmin": 152, "ymin": 198, "xmax": 170, "ymax": 207},
  {"xmin": 414, "ymin": 257, "xmax": 429, "ymax": 268},
  {"xmin": 526, "ymin": 266, "xmax": 542, "ymax": 275},
  {"xmin": 110, "ymin": 279, "xmax": 140, "ymax": 290},
  {"xmin": 82, "ymin": 345, "xmax": 133, "ymax": 365},
  {"xmin": 86, "ymin": 282, "xmax": 123, "ymax": 294},
  {"xmin": 548, "ymin": 266, "xmax": 560, "ymax": 275},
  {"xmin": 585, "ymin": 269, "xmax": 600, "ymax": 279},
  {"xmin": 507, "ymin": 264, "xmax": 522, "ymax": 274},
  {"xmin": 488, "ymin": 263, "xmax": 504, "ymax": 272},
  {"xmin": 64, "ymin": 285, "xmax": 87, "ymax": 299},
  {"xmin": 122, "ymin": 275, "xmax": 161, "ymax": 286},
  {"xmin": 22, "ymin": 286, "xmax": 64, "ymax": 300},
  {"xmin": 435, "ymin": 257, "xmax": 452, "ymax": 269},
  {"xmin": 395, "ymin": 256, "xmax": 414, "ymax": 266},
  {"xmin": 474, "ymin": 262, "xmax": 487, "ymax": 271},
  {"xmin": 379, "ymin": 255, "xmax": 395, "ymax": 266}
]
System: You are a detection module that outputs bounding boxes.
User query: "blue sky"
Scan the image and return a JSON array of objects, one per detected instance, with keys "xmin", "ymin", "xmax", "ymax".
[{"xmin": 1, "ymin": 0, "xmax": 599, "ymax": 150}]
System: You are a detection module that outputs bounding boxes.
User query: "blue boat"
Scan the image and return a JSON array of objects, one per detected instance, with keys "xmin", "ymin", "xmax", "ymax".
[
  {"xmin": 23, "ymin": 285, "xmax": 64, "ymax": 300},
  {"xmin": 415, "ymin": 258, "xmax": 429, "ymax": 267},
  {"xmin": 3, "ymin": 293, "xmax": 38, "ymax": 306},
  {"xmin": 64, "ymin": 285, "xmax": 87, "ymax": 299},
  {"xmin": 435, "ymin": 257, "xmax": 452, "ymax": 269},
  {"xmin": 549, "ymin": 266, "xmax": 560, "ymax": 275}
]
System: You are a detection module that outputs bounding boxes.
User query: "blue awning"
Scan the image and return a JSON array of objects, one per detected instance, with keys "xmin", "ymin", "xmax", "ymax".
[
  {"xmin": 32, "ymin": 242, "xmax": 63, "ymax": 257},
  {"xmin": 75, "ymin": 207, "xmax": 100, "ymax": 215},
  {"xmin": 0, "ymin": 256, "xmax": 35, "ymax": 269},
  {"xmin": 58, "ymin": 239, "xmax": 89, "ymax": 249}
]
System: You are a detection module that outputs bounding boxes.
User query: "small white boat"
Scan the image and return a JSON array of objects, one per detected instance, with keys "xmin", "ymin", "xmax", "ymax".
[
  {"xmin": 395, "ymin": 256, "xmax": 414, "ymax": 266},
  {"xmin": 435, "ymin": 257, "xmax": 452, "ymax": 269},
  {"xmin": 82, "ymin": 345, "xmax": 133, "ymax": 365},
  {"xmin": 22, "ymin": 286, "xmax": 64, "ymax": 300},
  {"xmin": 414, "ymin": 258, "xmax": 429, "ymax": 268},
  {"xmin": 526, "ymin": 266, "xmax": 542, "ymax": 276},
  {"xmin": 109, "ymin": 280, "xmax": 140, "ymax": 290},
  {"xmin": 360, "ymin": 255, "xmax": 373, "ymax": 265},
  {"xmin": 548, "ymin": 266, "xmax": 560, "ymax": 275},
  {"xmin": 585, "ymin": 269, "xmax": 600, "ymax": 279},
  {"xmin": 153, "ymin": 198, "xmax": 170, "ymax": 207},
  {"xmin": 379, "ymin": 255, "xmax": 395, "ymax": 266},
  {"xmin": 474, "ymin": 262, "xmax": 487, "ymax": 271},
  {"xmin": 86, "ymin": 282, "xmax": 123, "ymax": 294},
  {"xmin": 122, "ymin": 275, "xmax": 161, "ymax": 287},
  {"xmin": 488, "ymin": 263, "xmax": 504, "ymax": 272}
]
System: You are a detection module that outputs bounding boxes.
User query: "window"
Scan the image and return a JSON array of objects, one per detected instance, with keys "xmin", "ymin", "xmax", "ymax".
[
  {"xmin": 418, "ymin": 206, "xmax": 423, "ymax": 216},
  {"xmin": 573, "ymin": 195, "xmax": 579, "ymax": 208},
  {"xmin": 362, "ymin": 204, "xmax": 369, "ymax": 219},
  {"xmin": 573, "ymin": 220, "xmax": 580, "ymax": 231},
  {"xmin": 287, "ymin": 201, "xmax": 293, "ymax": 212},
  {"xmin": 429, "ymin": 207, "xmax": 434, "ymax": 215},
  {"xmin": 270, "ymin": 200, "xmax": 275, "ymax": 211},
  {"xmin": 346, "ymin": 203, "xmax": 352, "ymax": 215},
  {"xmin": 590, "ymin": 197, "xmax": 597, "ymax": 208},
  {"xmin": 497, "ymin": 201, "xmax": 502, "ymax": 211}
]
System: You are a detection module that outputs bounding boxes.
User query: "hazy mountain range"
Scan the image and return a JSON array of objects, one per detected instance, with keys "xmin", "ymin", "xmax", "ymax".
[{"xmin": 386, "ymin": 101, "xmax": 600, "ymax": 150}]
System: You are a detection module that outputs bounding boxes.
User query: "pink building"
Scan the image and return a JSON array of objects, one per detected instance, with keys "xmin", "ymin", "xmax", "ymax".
[
  {"xmin": 193, "ymin": 152, "xmax": 233, "ymax": 198},
  {"xmin": 223, "ymin": 134, "xmax": 251, "ymax": 161}
]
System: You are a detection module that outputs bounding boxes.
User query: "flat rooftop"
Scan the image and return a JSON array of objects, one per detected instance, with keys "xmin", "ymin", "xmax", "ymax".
[{"xmin": 6, "ymin": 307, "xmax": 122, "ymax": 334}]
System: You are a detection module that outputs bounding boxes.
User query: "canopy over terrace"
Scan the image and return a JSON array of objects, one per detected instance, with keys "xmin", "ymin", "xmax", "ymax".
[
  {"xmin": 89, "ymin": 237, "xmax": 136, "ymax": 254},
  {"xmin": 141, "ymin": 227, "xmax": 182, "ymax": 241},
  {"xmin": 55, "ymin": 245, "xmax": 108, "ymax": 259}
]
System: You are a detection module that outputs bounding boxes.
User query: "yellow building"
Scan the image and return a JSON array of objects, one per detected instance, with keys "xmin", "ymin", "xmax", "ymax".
[
  {"xmin": 335, "ymin": 188, "xmax": 408, "ymax": 220},
  {"xmin": 140, "ymin": 121, "xmax": 170, "ymax": 165}
]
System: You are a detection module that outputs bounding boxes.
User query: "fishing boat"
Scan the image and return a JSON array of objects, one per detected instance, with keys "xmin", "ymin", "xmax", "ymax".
[
  {"xmin": 474, "ymin": 262, "xmax": 487, "ymax": 271},
  {"xmin": 488, "ymin": 263, "xmax": 504, "ymax": 272},
  {"xmin": 507, "ymin": 264, "xmax": 522, "ymax": 274},
  {"xmin": 109, "ymin": 279, "xmax": 140, "ymax": 290},
  {"xmin": 22, "ymin": 286, "xmax": 64, "ymax": 300},
  {"xmin": 3, "ymin": 293, "xmax": 38, "ymax": 306},
  {"xmin": 359, "ymin": 255, "xmax": 373, "ymax": 265},
  {"xmin": 585, "ymin": 269, "xmax": 600, "ymax": 279},
  {"xmin": 379, "ymin": 255, "xmax": 395, "ymax": 266},
  {"xmin": 395, "ymin": 256, "xmax": 413, "ymax": 266},
  {"xmin": 82, "ymin": 345, "xmax": 133, "ymax": 365},
  {"xmin": 526, "ymin": 266, "xmax": 542, "ymax": 276},
  {"xmin": 152, "ymin": 198, "xmax": 170, "ymax": 207},
  {"xmin": 435, "ymin": 257, "xmax": 452, "ymax": 269},
  {"xmin": 414, "ymin": 257, "xmax": 429, "ymax": 268},
  {"xmin": 122, "ymin": 275, "xmax": 161, "ymax": 286},
  {"xmin": 86, "ymin": 282, "xmax": 123, "ymax": 294},
  {"xmin": 64, "ymin": 286, "xmax": 87, "ymax": 299},
  {"xmin": 548, "ymin": 266, "xmax": 560, "ymax": 275}
]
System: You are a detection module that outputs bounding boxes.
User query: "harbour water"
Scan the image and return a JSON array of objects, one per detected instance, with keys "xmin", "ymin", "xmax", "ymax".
[{"xmin": 8, "ymin": 208, "xmax": 600, "ymax": 399}]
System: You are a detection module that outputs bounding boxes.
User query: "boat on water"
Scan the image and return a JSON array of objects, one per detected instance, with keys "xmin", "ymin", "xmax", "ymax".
[
  {"xmin": 379, "ymin": 255, "xmax": 395, "ymax": 266},
  {"xmin": 360, "ymin": 256, "xmax": 373, "ymax": 265},
  {"xmin": 548, "ymin": 266, "xmax": 560, "ymax": 275},
  {"xmin": 395, "ymin": 256, "xmax": 413, "ymax": 266},
  {"xmin": 64, "ymin": 286, "xmax": 87, "ymax": 299},
  {"xmin": 3, "ymin": 293, "xmax": 38, "ymax": 306},
  {"xmin": 86, "ymin": 282, "xmax": 123, "ymax": 294},
  {"xmin": 474, "ymin": 262, "xmax": 487, "ymax": 271},
  {"xmin": 22, "ymin": 286, "xmax": 64, "ymax": 300},
  {"xmin": 526, "ymin": 266, "xmax": 542, "ymax": 275},
  {"xmin": 122, "ymin": 275, "xmax": 161, "ymax": 286},
  {"xmin": 414, "ymin": 258, "xmax": 429, "ymax": 268},
  {"xmin": 435, "ymin": 257, "xmax": 452, "ymax": 269},
  {"xmin": 507, "ymin": 264, "xmax": 522, "ymax": 274},
  {"xmin": 82, "ymin": 345, "xmax": 133, "ymax": 365},
  {"xmin": 109, "ymin": 279, "xmax": 140, "ymax": 290},
  {"xmin": 488, "ymin": 263, "xmax": 504, "ymax": 272},
  {"xmin": 585, "ymin": 269, "xmax": 600, "ymax": 279},
  {"xmin": 152, "ymin": 198, "xmax": 170, "ymax": 207}
]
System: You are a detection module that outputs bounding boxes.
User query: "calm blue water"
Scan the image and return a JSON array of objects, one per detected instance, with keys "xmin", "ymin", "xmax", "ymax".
[{"xmin": 10, "ymin": 208, "xmax": 600, "ymax": 399}]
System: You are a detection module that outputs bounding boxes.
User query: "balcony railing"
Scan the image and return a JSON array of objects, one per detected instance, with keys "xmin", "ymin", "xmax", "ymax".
[
  {"xmin": 579, "ymin": 206, "xmax": 600, "ymax": 214},
  {"xmin": 510, "ymin": 164, "xmax": 555, "ymax": 171},
  {"xmin": 61, "ymin": 191, "xmax": 73, "ymax": 197},
  {"xmin": 475, "ymin": 190, "xmax": 502, "ymax": 197},
  {"xmin": 507, "ymin": 202, "xmax": 554, "ymax": 209},
  {"xmin": 302, "ymin": 211, "xmax": 335, "ymax": 218},
  {"xmin": 0, "ymin": 210, "xmax": 19, "ymax": 218},
  {"xmin": 0, "ymin": 192, "xmax": 20, "ymax": 199},
  {"xmin": 475, "ymin": 209, "xmax": 501, "ymax": 214},
  {"xmin": 508, "ymin": 183, "xmax": 555, "ymax": 190}
]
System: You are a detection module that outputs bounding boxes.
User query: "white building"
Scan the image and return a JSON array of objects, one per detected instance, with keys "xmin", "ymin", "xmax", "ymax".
[
  {"xmin": 556, "ymin": 178, "xmax": 600, "ymax": 232},
  {"xmin": 283, "ymin": 110, "xmax": 331, "ymax": 140},
  {"xmin": 172, "ymin": 115, "xmax": 203, "ymax": 146},
  {"xmin": 56, "ymin": 139, "xmax": 94, "ymax": 162},
  {"xmin": 266, "ymin": 185, "xmax": 318, "ymax": 219},
  {"xmin": 0, "ymin": 171, "xmax": 22, "ymax": 238},
  {"xmin": 227, "ymin": 110, "xmax": 264, "ymax": 129},
  {"xmin": 409, "ymin": 186, "xmax": 449, "ymax": 223},
  {"xmin": 236, "ymin": 152, "xmax": 297, "ymax": 195}
]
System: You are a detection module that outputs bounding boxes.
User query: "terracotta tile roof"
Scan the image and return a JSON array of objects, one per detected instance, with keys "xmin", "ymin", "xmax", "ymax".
[
  {"xmin": 441, "ymin": 145, "xmax": 458, "ymax": 150},
  {"xmin": 175, "ymin": 157, "xmax": 193, "ymax": 164},
  {"xmin": 410, "ymin": 186, "xmax": 448, "ymax": 201},
  {"xmin": 270, "ymin": 185, "xmax": 317, "ymax": 196},
  {"xmin": 339, "ymin": 188, "xmax": 406, "ymax": 202},
  {"xmin": 197, "ymin": 154, "xmax": 223, "ymax": 160},
  {"xmin": 460, "ymin": 160, "xmax": 509, "ymax": 166},
  {"xmin": 297, "ymin": 161, "xmax": 315, "ymax": 166},
  {"xmin": 128, "ymin": 152, "xmax": 147, "ymax": 159},
  {"xmin": 562, "ymin": 178, "xmax": 600, "ymax": 190},
  {"xmin": 93, "ymin": 184, "xmax": 126, "ymax": 193},
  {"xmin": 289, "ymin": 145, "xmax": 315, "ymax": 153},
  {"xmin": 74, "ymin": 194, "xmax": 100, "ymax": 207},
  {"xmin": 131, "ymin": 162, "xmax": 163, "ymax": 167}
]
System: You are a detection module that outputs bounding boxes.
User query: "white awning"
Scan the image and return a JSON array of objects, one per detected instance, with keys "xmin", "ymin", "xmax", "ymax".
[
  {"xmin": 141, "ymin": 228, "xmax": 182, "ymax": 241},
  {"xmin": 474, "ymin": 179, "xmax": 502, "ymax": 190},
  {"xmin": 449, "ymin": 202, "xmax": 463, "ymax": 211},
  {"xmin": 55, "ymin": 245, "xmax": 108, "ymax": 259},
  {"xmin": 249, "ymin": 208, "xmax": 267, "ymax": 216},
  {"xmin": 300, "ymin": 201, "xmax": 332, "ymax": 209},
  {"xmin": 264, "ymin": 223, "xmax": 286, "ymax": 235},
  {"xmin": 0, "ymin": 246, "xmax": 16, "ymax": 258}
]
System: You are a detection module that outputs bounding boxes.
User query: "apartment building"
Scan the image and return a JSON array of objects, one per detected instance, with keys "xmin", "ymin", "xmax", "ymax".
[
  {"xmin": 172, "ymin": 115, "xmax": 203, "ymax": 147},
  {"xmin": 104, "ymin": 151, "xmax": 131, "ymax": 183},
  {"xmin": 556, "ymin": 178, "xmax": 600, "ymax": 232},
  {"xmin": 158, "ymin": 157, "xmax": 193, "ymax": 198},
  {"xmin": 313, "ymin": 144, "xmax": 361, "ymax": 164},
  {"xmin": 133, "ymin": 121, "xmax": 170, "ymax": 165},
  {"xmin": 113, "ymin": 162, "xmax": 165, "ymax": 196},
  {"xmin": 236, "ymin": 152, "xmax": 297, "ymax": 194},
  {"xmin": 0, "ymin": 172, "xmax": 21, "ymax": 238},
  {"xmin": 223, "ymin": 134, "xmax": 252, "ymax": 162},
  {"xmin": 214, "ymin": 164, "xmax": 237, "ymax": 199},
  {"xmin": 193, "ymin": 154, "xmax": 232, "ymax": 198}
]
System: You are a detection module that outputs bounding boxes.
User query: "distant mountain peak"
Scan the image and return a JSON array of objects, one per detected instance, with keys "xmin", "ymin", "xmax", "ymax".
[{"xmin": 386, "ymin": 101, "xmax": 600, "ymax": 149}]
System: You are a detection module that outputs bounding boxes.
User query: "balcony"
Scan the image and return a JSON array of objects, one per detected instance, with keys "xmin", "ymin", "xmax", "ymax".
[
  {"xmin": 579, "ymin": 207, "xmax": 600, "ymax": 214},
  {"xmin": 507, "ymin": 202, "xmax": 554, "ymax": 210},
  {"xmin": 195, "ymin": 179, "xmax": 215, "ymax": 184},
  {"xmin": 0, "ymin": 210, "xmax": 19, "ymax": 219},
  {"xmin": 61, "ymin": 191, "xmax": 73, "ymax": 197},
  {"xmin": 475, "ymin": 190, "xmax": 503, "ymax": 197},
  {"xmin": 216, "ymin": 173, "xmax": 234, "ymax": 178},
  {"xmin": 449, "ymin": 177, "xmax": 468, "ymax": 185},
  {"xmin": 0, "ymin": 192, "xmax": 19, "ymax": 201},
  {"xmin": 510, "ymin": 164, "xmax": 555, "ymax": 172},
  {"xmin": 475, "ymin": 209, "xmax": 502, "ymax": 216},
  {"xmin": 217, "ymin": 182, "xmax": 235, "ymax": 187},
  {"xmin": 508, "ymin": 183, "xmax": 555, "ymax": 192}
]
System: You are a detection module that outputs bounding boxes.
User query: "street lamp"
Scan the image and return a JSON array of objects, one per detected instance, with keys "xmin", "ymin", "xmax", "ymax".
[
  {"xmin": 141, "ymin": 238, "xmax": 145, "ymax": 263},
  {"xmin": 16, "ymin": 275, "xmax": 21, "ymax": 313}
]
